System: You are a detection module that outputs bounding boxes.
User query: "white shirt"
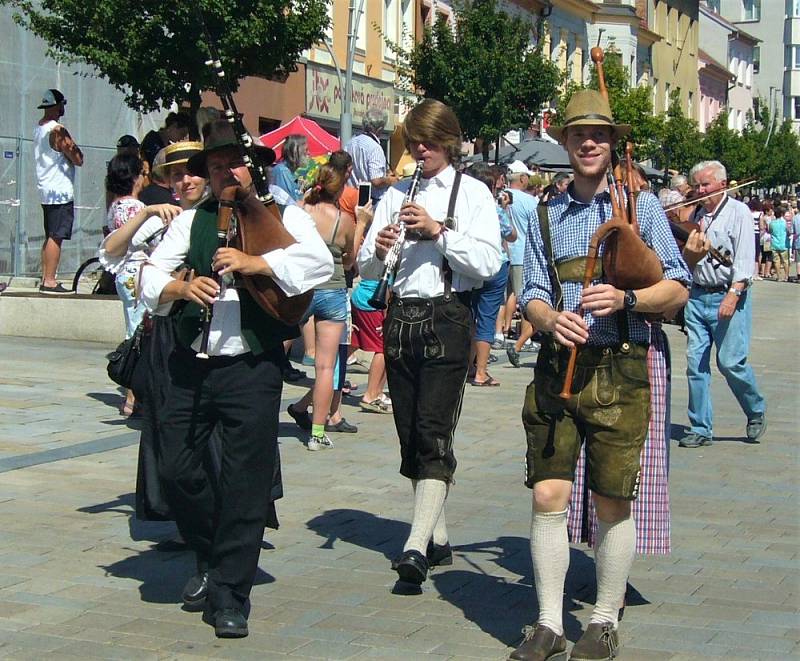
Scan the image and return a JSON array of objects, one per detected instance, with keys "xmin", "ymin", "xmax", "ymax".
[
  {"xmin": 346, "ymin": 133, "xmax": 389, "ymax": 199},
  {"xmin": 693, "ymin": 195, "xmax": 755, "ymax": 288},
  {"xmin": 358, "ymin": 165, "xmax": 502, "ymax": 297},
  {"xmin": 139, "ymin": 204, "xmax": 333, "ymax": 356},
  {"xmin": 33, "ymin": 120, "xmax": 75, "ymax": 204}
]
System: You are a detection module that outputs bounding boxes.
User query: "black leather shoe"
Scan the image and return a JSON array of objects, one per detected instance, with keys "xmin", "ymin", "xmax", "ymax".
[
  {"xmin": 181, "ymin": 572, "xmax": 208, "ymax": 611},
  {"xmin": 426, "ymin": 540, "xmax": 453, "ymax": 567},
  {"xmin": 394, "ymin": 549, "xmax": 429, "ymax": 585},
  {"xmin": 213, "ymin": 608, "xmax": 249, "ymax": 638},
  {"xmin": 509, "ymin": 623, "xmax": 567, "ymax": 660}
]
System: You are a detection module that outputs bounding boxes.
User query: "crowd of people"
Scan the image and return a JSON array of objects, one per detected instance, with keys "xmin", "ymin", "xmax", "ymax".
[{"xmin": 28, "ymin": 83, "xmax": 780, "ymax": 657}]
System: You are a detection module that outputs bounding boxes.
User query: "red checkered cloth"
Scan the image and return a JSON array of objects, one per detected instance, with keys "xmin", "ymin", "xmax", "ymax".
[{"xmin": 567, "ymin": 326, "xmax": 671, "ymax": 555}]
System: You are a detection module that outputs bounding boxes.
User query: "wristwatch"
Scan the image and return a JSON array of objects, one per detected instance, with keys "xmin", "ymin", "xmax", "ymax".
[
  {"xmin": 728, "ymin": 288, "xmax": 742, "ymax": 297},
  {"xmin": 623, "ymin": 289, "xmax": 638, "ymax": 310}
]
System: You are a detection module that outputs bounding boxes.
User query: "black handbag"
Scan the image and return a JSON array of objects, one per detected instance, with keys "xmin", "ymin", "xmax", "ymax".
[{"xmin": 107, "ymin": 323, "xmax": 144, "ymax": 388}]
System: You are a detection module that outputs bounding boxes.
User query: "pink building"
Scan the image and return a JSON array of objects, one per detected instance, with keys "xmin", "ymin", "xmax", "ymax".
[{"xmin": 698, "ymin": 49, "xmax": 734, "ymax": 132}]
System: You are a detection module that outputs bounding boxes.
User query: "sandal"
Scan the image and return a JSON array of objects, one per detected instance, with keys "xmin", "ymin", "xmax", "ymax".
[
  {"xmin": 360, "ymin": 398, "xmax": 392, "ymax": 413},
  {"xmin": 470, "ymin": 376, "xmax": 500, "ymax": 387}
]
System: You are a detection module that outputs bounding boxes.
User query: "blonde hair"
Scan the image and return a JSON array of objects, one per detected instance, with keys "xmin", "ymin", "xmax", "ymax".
[
  {"xmin": 402, "ymin": 99, "xmax": 462, "ymax": 164},
  {"xmin": 304, "ymin": 163, "xmax": 345, "ymax": 206}
]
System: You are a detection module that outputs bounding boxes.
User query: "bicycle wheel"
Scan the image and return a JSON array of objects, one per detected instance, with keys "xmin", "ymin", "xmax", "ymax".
[{"xmin": 72, "ymin": 257, "xmax": 112, "ymax": 295}]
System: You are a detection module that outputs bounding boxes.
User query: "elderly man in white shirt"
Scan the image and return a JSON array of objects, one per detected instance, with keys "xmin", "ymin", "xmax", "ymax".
[
  {"xmin": 358, "ymin": 99, "xmax": 502, "ymax": 588},
  {"xmin": 346, "ymin": 108, "xmax": 398, "ymax": 203},
  {"xmin": 139, "ymin": 121, "xmax": 332, "ymax": 639}
]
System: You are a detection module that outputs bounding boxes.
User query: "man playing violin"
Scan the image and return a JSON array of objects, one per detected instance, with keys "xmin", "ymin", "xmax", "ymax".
[
  {"xmin": 139, "ymin": 120, "xmax": 333, "ymax": 638},
  {"xmin": 510, "ymin": 90, "xmax": 690, "ymax": 661},
  {"xmin": 678, "ymin": 160, "xmax": 767, "ymax": 449}
]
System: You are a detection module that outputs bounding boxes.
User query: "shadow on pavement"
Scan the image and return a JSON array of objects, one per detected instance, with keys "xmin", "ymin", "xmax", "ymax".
[{"xmin": 306, "ymin": 509, "xmax": 596, "ymax": 646}]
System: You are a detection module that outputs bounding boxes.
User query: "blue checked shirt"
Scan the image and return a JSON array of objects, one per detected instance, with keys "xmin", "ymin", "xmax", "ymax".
[{"xmin": 520, "ymin": 188, "xmax": 691, "ymax": 346}]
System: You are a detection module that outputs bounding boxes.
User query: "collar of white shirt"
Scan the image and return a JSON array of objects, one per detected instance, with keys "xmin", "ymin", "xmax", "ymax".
[{"xmin": 422, "ymin": 164, "xmax": 455, "ymax": 189}]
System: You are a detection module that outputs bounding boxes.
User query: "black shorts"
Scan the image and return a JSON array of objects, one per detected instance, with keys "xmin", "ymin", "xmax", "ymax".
[{"xmin": 42, "ymin": 202, "xmax": 75, "ymax": 240}]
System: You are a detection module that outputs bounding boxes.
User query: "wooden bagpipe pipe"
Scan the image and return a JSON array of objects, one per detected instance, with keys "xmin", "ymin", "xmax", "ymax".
[{"xmin": 194, "ymin": 11, "xmax": 312, "ymax": 358}]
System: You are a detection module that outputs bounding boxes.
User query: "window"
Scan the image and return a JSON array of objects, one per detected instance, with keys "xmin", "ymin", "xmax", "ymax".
[
  {"xmin": 707, "ymin": 0, "xmax": 720, "ymax": 11},
  {"xmin": 794, "ymin": 97, "xmax": 800, "ymax": 121},
  {"xmin": 383, "ymin": 0, "xmax": 398, "ymax": 61},
  {"xmin": 688, "ymin": 91, "xmax": 694, "ymax": 118},
  {"xmin": 742, "ymin": 0, "xmax": 760, "ymax": 21},
  {"xmin": 794, "ymin": 46, "xmax": 800, "ymax": 69},
  {"xmin": 665, "ymin": 82, "xmax": 671, "ymax": 112},
  {"xmin": 793, "ymin": 1, "xmax": 800, "ymax": 17},
  {"xmin": 653, "ymin": 78, "xmax": 659, "ymax": 109},
  {"xmin": 753, "ymin": 46, "xmax": 760, "ymax": 74}
]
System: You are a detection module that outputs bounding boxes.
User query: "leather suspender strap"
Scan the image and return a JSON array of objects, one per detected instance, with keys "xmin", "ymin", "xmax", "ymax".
[
  {"xmin": 442, "ymin": 171, "xmax": 462, "ymax": 298},
  {"xmin": 537, "ymin": 202, "xmax": 563, "ymax": 312}
]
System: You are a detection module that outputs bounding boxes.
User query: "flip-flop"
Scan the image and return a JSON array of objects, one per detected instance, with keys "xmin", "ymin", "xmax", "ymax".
[{"xmin": 470, "ymin": 376, "xmax": 500, "ymax": 387}]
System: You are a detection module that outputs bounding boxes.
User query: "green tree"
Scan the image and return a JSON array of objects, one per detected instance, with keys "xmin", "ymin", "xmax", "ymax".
[
  {"xmin": 3, "ymin": 0, "xmax": 329, "ymax": 113},
  {"xmin": 556, "ymin": 50, "xmax": 664, "ymax": 162},
  {"xmin": 699, "ymin": 112, "xmax": 761, "ymax": 182},
  {"xmin": 656, "ymin": 90, "xmax": 704, "ymax": 175},
  {"xmin": 391, "ymin": 0, "xmax": 560, "ymax": 159}
]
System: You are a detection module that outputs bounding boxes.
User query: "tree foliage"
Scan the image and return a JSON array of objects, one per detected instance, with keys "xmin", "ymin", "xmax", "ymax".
[
  {"xmin": 3, "ymin": 0, "xmax": 329, "ymax": 112},
  {"xmin": 389, "ymin": 0, "xmax": 560, "ymax": 157}
]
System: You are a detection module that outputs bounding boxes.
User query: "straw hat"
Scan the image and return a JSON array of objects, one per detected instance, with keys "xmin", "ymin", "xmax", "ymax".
[
  {"xmin": 546, "ymin": 90, "xmax": 631, "ymax": 143},
  {"xmin": 153, "ymin": 141, "xmax": 205, "ymax": 177}
]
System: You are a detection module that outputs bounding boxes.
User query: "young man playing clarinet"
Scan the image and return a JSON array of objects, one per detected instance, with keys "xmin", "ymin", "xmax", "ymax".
[
  {"xmin": 358, "ymin": 99, "xmax": 502, "ymax": 585},
  {"xmin": 510, "ymin": 91, "xmax": 690, "ymax": 661},
  {"xmin": 139, "ymin": 120, "xmax": 332, "ymax": 638}
]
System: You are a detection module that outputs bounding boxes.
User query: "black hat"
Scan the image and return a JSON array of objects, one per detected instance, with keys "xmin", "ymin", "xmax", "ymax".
[
  {"xmin": 187, "ymin": 120, "xmax": 275, "ymax": 176},
  {"xmin": 116, "ymin": 134, "xmax": 140, "ymax": 150},
  {"xmin": 37, "ymin": 89, "xmax": 66, "ymax": 109}
]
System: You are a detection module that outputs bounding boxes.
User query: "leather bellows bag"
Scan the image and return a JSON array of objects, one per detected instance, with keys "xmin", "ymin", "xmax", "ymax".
[{"xmin": 107, "ymin": 323, "xmax": 144, "ymax": 388}]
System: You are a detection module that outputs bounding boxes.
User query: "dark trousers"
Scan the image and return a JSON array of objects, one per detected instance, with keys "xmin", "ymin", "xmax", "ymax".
[
  {"xmin": 383, "ymin": 294, "xmax": 472, "ymax": 483},
  {"xmin": 158, "ymin": 346, "xmax": 283, "ymax": 615}
]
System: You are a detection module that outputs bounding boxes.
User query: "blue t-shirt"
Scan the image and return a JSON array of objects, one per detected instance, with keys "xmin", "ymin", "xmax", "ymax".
[
  {"xmin": 506, "ymin": 189, "xmax": 538, "ymax": 266},
  {"xmin": 271, "ymin": 161, "xmax": 301, "ymax": 201},
  {"xmin": 769, "ymin": 218, "xmax": 788, "ymax": 252},
  {"xmin": 351, "ymin": 279, "xmax": 380, "ymax": 311}
]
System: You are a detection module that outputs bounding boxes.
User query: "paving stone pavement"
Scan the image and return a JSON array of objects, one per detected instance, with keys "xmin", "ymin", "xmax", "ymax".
[{"xmin": 0, "ymin": 279, "xmax": 797, "ymax": 660}]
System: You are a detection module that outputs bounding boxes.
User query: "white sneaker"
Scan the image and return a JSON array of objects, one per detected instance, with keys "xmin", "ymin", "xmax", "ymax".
[{"xmin": 307, "ymin": 434, "xmax": 334, "ymax": 451}]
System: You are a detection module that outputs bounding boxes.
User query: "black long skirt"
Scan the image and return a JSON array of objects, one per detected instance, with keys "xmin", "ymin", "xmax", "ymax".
[{"xmin": 131, "ymin": 315, "xmax": 282, "ymax": 528}]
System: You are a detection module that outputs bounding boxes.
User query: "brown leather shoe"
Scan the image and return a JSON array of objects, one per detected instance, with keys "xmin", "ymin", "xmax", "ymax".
[
  {"xmin": 508, "ymin": 624, "xmax": 567, "ymax": 661},
  {"xmin": 569, "ymin": 623, "xmax": 619, "ymax": 660}
]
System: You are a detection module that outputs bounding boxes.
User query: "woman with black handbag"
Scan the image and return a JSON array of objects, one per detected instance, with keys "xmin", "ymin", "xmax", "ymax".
[{"xmin": 103, "ymin": 142, "xmax": 207, "ymax": 523}]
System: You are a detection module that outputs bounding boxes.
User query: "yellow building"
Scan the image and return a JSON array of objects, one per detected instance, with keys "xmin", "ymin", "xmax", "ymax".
[
  {"xmin": 648, "ymin": 0, "xmax": 700, "ymax": 120},
  {"xmin": 201, "ymin": 0, "xmax": 424, "ymax": 147}
]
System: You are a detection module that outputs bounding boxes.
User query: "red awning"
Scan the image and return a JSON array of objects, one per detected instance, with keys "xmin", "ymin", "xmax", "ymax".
[{"xmin": 259, "ymin": 116, "xmax": 340, "ymax": 160}]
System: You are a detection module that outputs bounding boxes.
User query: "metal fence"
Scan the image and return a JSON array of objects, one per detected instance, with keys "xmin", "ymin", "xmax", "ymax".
[{"xmin": 0, "ymin": 135, "xmax": 114, "ymax": 276}]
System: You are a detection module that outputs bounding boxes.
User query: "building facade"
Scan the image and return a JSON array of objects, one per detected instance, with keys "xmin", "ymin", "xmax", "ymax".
[
  {"xmin": 646, "ymin": 0, "xmax": 701, "ymax": 120},
  {"xmin": 714, "ymin": 0, "xmax": 800, "ymax": 132},
  {"xmin": 698, "ymin": 2, "xmax": 758, "ymax": 132}
]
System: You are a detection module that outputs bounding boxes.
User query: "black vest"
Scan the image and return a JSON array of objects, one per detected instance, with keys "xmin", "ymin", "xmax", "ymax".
[{"xmin": 175, "ymin": 208, "xmax": 299, "ymax": 354}]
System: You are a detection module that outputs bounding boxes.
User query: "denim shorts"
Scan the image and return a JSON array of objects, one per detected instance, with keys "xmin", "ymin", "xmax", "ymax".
[
  {"xmin": 303, "ymin": 288, "xmax": 348, "ymax": 323},
  {"xmin": 472, "ymin": 261, "xmax": 509, "ymax": 343}
]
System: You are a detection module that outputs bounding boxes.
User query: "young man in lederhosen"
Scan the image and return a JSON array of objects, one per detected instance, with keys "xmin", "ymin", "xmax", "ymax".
[
  {"xmin": 509, "ymin": 91, "xmax": 690, "ymax": 661},
  {"xmin": 357, "ymin": 99, "xmax": 502, "ymax": 586}
]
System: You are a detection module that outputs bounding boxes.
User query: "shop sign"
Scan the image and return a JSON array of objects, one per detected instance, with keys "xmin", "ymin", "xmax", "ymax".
[{"xmin": 306, "ymin": 63, "xmax": 395, "ymax": 131}]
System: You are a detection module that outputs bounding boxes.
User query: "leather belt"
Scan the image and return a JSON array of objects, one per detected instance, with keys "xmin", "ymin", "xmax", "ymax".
[{"xmin": 692, "ymin": 283, "xmax": 728, "ymax": 293}]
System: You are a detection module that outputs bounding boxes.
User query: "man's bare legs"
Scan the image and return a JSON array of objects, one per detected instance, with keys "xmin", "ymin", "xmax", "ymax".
[{"xmin": 41, "ymin": 237, "xmax": 63, "ymax": 288}]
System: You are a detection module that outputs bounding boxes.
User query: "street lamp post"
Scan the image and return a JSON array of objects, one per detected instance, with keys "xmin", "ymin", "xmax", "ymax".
[{"xmin": 341, "ymin": 0, "xmax": 365, "ymax": 147}]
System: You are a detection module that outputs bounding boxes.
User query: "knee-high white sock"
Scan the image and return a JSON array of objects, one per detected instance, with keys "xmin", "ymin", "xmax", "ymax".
[
  {"xmin": 591, "ymin": 515, "xmax": 636, "ymax": 627},
  {"xmin": 404, "ymin": 479, "xmax": 447, "ymax": 553},
  {"xmin": 432, "ymin": 505, "xmax": 448, "ymax": 546},
  {"xmin": 531, "ymin": 509, "xmax": 569, "ymax": 637}
]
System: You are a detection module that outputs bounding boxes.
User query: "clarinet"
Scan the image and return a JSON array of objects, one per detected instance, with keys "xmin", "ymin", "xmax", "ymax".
[{"xmin": 367, "ymin": 160, "xmax": 425, "ymax": 310}]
